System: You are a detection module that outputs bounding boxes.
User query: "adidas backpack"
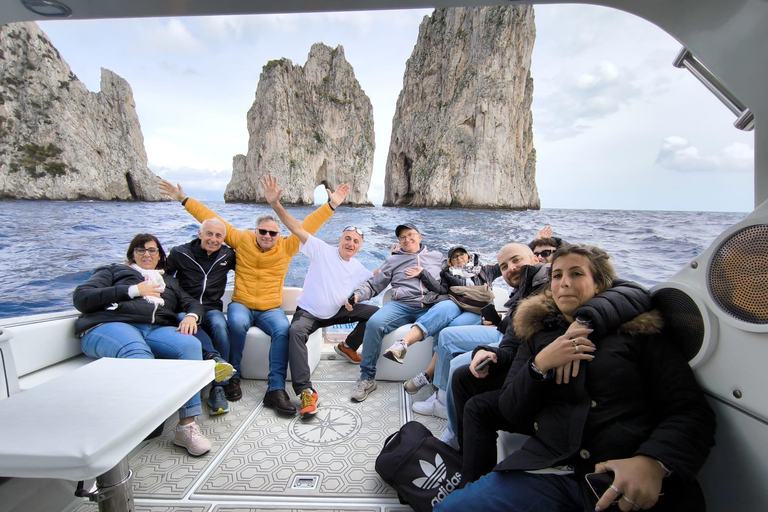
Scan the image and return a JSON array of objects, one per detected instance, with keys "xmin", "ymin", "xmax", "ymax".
[{"xmin": 375, "ymin": 421, "xmax": 463, "ymax": 512}]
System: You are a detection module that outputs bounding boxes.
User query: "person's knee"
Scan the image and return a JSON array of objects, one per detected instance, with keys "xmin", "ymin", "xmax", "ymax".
[{"xmin": 173, "ymin": 333, "xmax": 204, "ymax": 360}]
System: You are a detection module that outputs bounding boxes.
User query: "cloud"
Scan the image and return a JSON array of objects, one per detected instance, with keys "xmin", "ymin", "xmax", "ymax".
[
  {"xmin": 145, "ymin": 137, "xmax": 230, "ymax": 171},
  {"xmin": 655, "ymin": 136, "xmax": 753, "ymax": 172},
  {"xmin": 139, "ymin": 19, "xmax": 206, "ymax": 55},
  {"xmin": 151, "ymin": 165, "xmax": 231, "ymax": 201},
  {"xmin": 534, "ymin": 59, "xmax": 642, "ymax": 140}
]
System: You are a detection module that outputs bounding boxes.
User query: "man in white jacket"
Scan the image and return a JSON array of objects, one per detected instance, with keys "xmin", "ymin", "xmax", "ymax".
[{"xmin": 346, "ymin": 224, "xmax": 444, "ymax": 401}]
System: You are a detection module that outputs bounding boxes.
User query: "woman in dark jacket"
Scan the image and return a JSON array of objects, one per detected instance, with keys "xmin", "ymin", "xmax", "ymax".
[
  {"xmin": 435, "ymin": 245, "xmax": 715, "ymax": 512},
  {"xmin": 73, "ymin": 233, "xmax": 212, "ymax": 457}
]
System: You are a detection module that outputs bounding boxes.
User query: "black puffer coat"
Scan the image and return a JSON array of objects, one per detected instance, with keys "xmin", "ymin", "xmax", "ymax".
[
  {"xmin": 73, "ymin": 263, "xmax": 205, "ymax": 335},
  {"xmin": 495, "ymin": 292, "xmax": 716, "ymax": 511}
]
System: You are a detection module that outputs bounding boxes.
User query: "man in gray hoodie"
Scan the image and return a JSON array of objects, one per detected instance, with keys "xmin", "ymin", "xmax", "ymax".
[{"xmin": 346, "ymin": 224, "xmax": 444, "ymax": 401}]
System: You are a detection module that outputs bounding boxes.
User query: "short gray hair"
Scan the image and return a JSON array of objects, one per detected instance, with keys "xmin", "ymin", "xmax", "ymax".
[
  {"xmin": 200, "ymin": 218, "xmax": 226, "ymax": 236},
  {"xmin": 256, "ymin": 214, "xmax": 281, "ymax": 231}
]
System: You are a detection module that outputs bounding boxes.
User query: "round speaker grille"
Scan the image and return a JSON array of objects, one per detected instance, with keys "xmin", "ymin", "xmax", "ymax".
[
  {"xmin": 653, "ymin": 288, "xmax": 704, "ymax": 362},
  {"xmin": 709, "ymin": 225, "xmax": 768, "ymax": 324}
]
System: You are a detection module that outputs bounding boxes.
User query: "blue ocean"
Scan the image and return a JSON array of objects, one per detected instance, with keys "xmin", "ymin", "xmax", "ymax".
[{"xmin": 0, "ymin": 200, "xmax": 746, "ymax": 320}]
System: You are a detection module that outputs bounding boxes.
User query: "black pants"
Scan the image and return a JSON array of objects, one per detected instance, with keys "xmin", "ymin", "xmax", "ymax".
[
  {"xmin": 288, "ymin": 303, "xmax": 378, "ymax": 394},
  {"xmin": 452, "ymin": 364, "xmax": 512, "ymax": 483}
]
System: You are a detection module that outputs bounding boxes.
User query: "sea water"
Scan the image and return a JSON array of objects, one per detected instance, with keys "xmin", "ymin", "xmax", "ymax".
[{"xmin": 0, "ymin": 200, "xmax": 746, "ymax": 319}]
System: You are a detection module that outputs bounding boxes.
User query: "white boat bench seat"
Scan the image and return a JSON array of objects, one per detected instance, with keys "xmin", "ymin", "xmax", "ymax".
[
  {"xmin": 0, "ymin": 311, "xmax": 94, "ymax": 397},
  {"xmin": 223, "ymin": 287, "xmax": 323, "ymax": 380},
  {"xmin": 374, "ymin": 286, "xmax": 510, "ymax": 382}
]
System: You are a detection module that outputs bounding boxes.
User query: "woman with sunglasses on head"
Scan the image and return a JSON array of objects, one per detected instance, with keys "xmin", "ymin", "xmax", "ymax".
[
  {"xmin": 435, "ymin": 245, "xmax": 715, "ymax": 512},
  {"xmin": 73, "ymin": 233, "xmax": 212, "ymax": 457}
]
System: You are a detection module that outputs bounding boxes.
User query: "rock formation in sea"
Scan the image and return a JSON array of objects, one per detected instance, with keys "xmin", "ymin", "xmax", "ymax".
[
  {"xmin": 384, "ymin": 7, "xmax": 539, "ymax": 209},
  {"xmin": 225, "ymin": 43, "xmax": 374, "ymax": 205},
  {"xmin": 0, "ymin": 22, "xmax": 163, "ymax": 201}
]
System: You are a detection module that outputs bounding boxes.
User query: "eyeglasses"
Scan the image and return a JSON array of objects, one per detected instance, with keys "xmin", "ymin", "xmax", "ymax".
[
  {"xmin": 343, "ymin": 226, "xmax": 364, "ymax": 238},
  {"xmin": 258, "ymin": 229, "xmax": 279, "ymax": 237},
  {"xmin": 450, "ymin": 253, "xmax": 468, "ymax": 261},
  {"xmin": 533, "ymin": 249, "xmax": 554, "ymax": 259},
  {"xmin": 134, "ymin": 247, "xmax": 159, "ymax": 255}
]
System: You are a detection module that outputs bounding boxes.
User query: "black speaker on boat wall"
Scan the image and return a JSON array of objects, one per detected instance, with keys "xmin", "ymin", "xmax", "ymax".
[{"xmin": 652, "ymin": 200, "xmax": 768, "ymax": 421}]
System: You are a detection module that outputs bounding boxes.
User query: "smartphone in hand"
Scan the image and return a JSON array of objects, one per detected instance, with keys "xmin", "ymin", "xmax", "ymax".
[
  {"xmin": 475, "ymin": 358, "xmax": 492, "ymax": 371},
  {"xmin": 480, "ymin": 304, "xmax": 502, "ymax": 326},
  {"xmin": 585, "ymin": 472, "xmax": 618, "ymax": 503}
]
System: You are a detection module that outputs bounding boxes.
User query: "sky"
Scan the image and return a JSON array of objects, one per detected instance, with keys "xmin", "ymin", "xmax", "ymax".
[{"xmin": 37, "ymin": 5, "xmax": 755, "ymax": 212}]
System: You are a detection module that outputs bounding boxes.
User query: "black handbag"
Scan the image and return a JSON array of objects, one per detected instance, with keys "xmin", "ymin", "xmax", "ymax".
[{"xmin": 375, "ymin": 421, "xmax": 463, "ymax": 511}]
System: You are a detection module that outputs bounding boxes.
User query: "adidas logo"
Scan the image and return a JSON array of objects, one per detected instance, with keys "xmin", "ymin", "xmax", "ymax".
[
  {"xmin": 412, "ymin": 454, "xmax": 447, "ymax": 490},
  {"xmin": 411, "ymin": 454, "xmax": 461, "ymax": 506}
]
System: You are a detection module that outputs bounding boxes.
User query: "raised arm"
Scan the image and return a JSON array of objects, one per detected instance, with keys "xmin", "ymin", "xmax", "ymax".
[{"xmin": 261, "ymin": 174, "xmax": 309, "ymax": 244}]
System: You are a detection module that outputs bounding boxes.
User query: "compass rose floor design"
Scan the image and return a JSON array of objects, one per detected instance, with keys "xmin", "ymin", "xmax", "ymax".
[{"xmin": 71, "ymin": 357, "xmax": 447, "ymax": 512}]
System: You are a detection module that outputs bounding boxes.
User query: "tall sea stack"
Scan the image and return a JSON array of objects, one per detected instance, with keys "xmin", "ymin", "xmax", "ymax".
[
  {"xmin": 225, "ymin": 43, "xmax": 374, "ymax": 205},
  {"xmin": 0, "ymin": 22, "xmax": 163, "ymax": 201},
  {"xmin": 384, "ymin": 7, "xmax": 539, "ymax": 209}
]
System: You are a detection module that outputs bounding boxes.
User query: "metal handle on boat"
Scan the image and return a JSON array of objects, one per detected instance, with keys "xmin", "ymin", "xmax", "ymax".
[{"xmin": 673, "ymin": 47, "xmax": 754, "ymax": 131}]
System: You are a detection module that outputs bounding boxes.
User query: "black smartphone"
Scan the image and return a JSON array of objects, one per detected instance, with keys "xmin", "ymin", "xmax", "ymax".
[
  {"xmin": 347, "ymin": 293, "xmax": 357, "ymax": 305},
  {"xmin": 480, "ymin": 304, "xmax": 501, "ymax": 326},
  {"xmin": 475, "ymin": 358, "xmax": 492, "ymax": 371},
  {"xmin": 585, "ymin": 472, "xmax": 618, "ymax": 503}
]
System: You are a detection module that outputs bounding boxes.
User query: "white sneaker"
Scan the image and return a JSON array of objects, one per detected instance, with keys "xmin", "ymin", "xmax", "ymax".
[
  {"xmin": 412, "ymin": 391, "xmax": 448, "ymax": 419},
  {"xmin": 351, "ymin": 379, "xmax": 377, "ymax": 402},
  {"xmin": 404, "ymin": 372, "xmax": 431, "ymax": 394},
  {"xmin": 173, "ymin": 422, "xmax": 211, "ymax": 456},
  {"xmin": 383, "ymin": 339, "xmax": 408, "ymax": 364}
]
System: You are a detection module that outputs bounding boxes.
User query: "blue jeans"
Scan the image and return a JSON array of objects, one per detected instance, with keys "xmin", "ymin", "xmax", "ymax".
[
  {"xmin": 359, "ymin": 301, "xmax": 432, "ymax": 381},
  {"xmin": 177, "ymin": 311, "xmax": 230, "ymax": 386},
  {"xmin": 227, "ymin": 302, "xmax": 290, "ymax": 392},
  {"xmin": 442, "ymin": 327, "xmax": 502, "ymax": 435},
  {"xmin": 81, "ymin": 322, "xmax": 203, "ymax": 419},
  {"xmin": 433, "ymin": 471, "xmax": 582, "ymax": 512},
  {"xmin": 412, "ymin": 301, "xmax": 481, "ymax": 347},
  {"xmin": 433, "ymin": 324, "xmax": 500, "ymax": 391}
]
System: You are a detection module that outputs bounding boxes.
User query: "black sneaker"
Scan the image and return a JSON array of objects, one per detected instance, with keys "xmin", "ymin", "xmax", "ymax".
[
  {"xmin": 224, "ymin": 378, "xmax": 242, "ymax": 402},
  {"xmin": 208, "ymin": 386, "xmax": 230, "ymax": 415}
]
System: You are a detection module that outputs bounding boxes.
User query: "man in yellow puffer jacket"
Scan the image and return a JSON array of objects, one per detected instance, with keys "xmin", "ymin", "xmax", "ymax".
[{"xmin": 160, "ymin": 179, "xmax": 349, "ymax": 415}]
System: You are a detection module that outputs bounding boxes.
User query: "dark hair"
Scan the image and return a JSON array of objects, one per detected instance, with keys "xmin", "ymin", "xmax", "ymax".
[
  {"xmin": 529, "ymin": 237, "xmax": 561, "ymax": 250},
  {"xmin": 126, "ymin": 233, "xmax": 167, "ymax": 270},
  {"xmin": 550, "ymin": 244, "xmax": 616, "ymax": 294}
]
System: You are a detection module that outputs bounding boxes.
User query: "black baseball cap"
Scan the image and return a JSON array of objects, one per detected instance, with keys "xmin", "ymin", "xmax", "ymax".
[
  {"xmin": 395, "ymin": 224, "xmax": 420, "ymax": 237},
  {"xmin": 447, "ymin": 246, "xmax": 469, "ymax": 260}
]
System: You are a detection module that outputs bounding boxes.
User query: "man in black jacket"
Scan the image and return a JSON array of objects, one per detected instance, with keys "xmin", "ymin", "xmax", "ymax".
[{"xmin": 167, "ymin": 218, "xmax": 237, "ymax": 414}]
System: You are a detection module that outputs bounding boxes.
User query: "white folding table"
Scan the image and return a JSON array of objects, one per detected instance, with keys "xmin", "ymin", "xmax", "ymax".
[{"xmin": 0, "ymin": 358, "xmax": 213, "ymax": 511}]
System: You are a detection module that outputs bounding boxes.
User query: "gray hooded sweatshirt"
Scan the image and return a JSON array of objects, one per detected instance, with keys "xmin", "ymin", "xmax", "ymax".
[{"xmin": 353, "ymin": 244, "xmax": 444, "ymax": 307}]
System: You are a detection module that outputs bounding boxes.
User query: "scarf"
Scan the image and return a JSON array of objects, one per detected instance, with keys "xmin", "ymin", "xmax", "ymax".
[{"xmin": 130, "ymin": 264, "xmax": 165, "ymax": 306}]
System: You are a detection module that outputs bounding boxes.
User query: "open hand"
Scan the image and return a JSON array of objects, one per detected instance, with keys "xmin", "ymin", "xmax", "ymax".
[
  {"xmin": 532, "ymin": 327, "xmax": 594, "ymax": 384},
  {"xmin": 159, "ymin": 180, "xmax": 187, "ymax": 202},
  {"xmin": 327, "ymin": 183, "xmax": 350, "ymax": 209},
  {"xmin": 260, "ymin": 173, "xmax": 282, "ymax": 205},
  {"xmin": 137, "ymin": 281, "xmax": 163, "ymax": 298},
  {"xmin": 537, "ymin": 225, "xmax": 553, "ymax": 239},
  {"xmin": 177, "ymin": 315, "xmax": 198, "ymax": 335},
  {"xmin": 405, "ymin": 266, "xmax": 424, "ymax": 278}
]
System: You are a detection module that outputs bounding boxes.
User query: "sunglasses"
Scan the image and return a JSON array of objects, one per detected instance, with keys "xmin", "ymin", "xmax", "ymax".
[
  {"xmin": 258, "ymin": 229, "xmax": 279, "ymax": 237},
  {"xmin": 533, "ymin": 249, "xmax": 554, "ymax": 259},
  {"xmin": 343, "ymin": 226, "xmax": 364, "ymax": 238},
  {"xmin": 134, "ymin": 247, "xmax": 159, "ymax": 255}
]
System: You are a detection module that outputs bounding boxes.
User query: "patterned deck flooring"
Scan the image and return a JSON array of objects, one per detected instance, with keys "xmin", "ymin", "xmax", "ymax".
[{"xmin": 71, "ymin": 355, "xmax": 446, "ymax": 512}]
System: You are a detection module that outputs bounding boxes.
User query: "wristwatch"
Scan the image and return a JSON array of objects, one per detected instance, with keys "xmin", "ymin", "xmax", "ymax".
[{"xmin": 575, "ymin": 316, "xmax": 592, "ymax": 329}]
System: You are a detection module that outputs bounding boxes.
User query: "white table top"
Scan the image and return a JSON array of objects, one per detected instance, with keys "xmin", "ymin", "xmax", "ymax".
[{"xmin": 0, "ymin": 358, "xmax": 213, "ymax": 480}]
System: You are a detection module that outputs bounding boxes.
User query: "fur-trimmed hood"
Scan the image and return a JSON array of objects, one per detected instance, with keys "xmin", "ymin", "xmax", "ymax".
[{"xmin": 513, "ymin": 291, "xmax": 664, "ymax": 340}]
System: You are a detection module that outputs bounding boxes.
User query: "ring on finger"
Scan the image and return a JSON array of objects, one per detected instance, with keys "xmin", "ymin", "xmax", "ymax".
[
  {"xmin": 609, "ymin": 485, "xmax": 621, "ymax": 495},
  {"xmin": 622, "ymin": 496, "xmax": 639, "ymax": 507}
]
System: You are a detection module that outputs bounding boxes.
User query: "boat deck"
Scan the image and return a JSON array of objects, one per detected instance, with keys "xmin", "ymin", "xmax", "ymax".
[{"xmin": 69, "ymin": 346, "xmax": 444, "ymax": 512}]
